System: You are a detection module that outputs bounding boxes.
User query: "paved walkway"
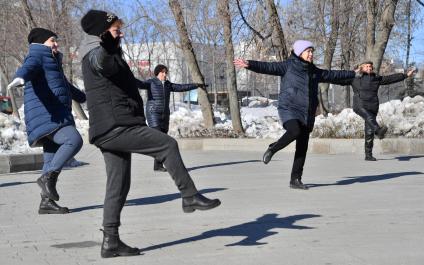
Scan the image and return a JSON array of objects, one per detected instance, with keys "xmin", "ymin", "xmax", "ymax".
[{"xmin": 1, "ymin": 144, "xmax": 423, "ymax": 265}]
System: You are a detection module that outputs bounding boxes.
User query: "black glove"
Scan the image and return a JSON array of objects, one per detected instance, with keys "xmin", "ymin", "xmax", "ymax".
[{"xmin": 100, "ymin": 31, "xmax": 121, "ymax": 54}]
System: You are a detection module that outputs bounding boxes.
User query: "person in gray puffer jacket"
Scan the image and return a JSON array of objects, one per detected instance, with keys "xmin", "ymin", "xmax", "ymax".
[
  {"xmin": 143, "ymin": 64, "xmax": 206, "ymax": 171},
  {"xmin": 234, "ymin": 40, "xmax": 355, "ymax": 190}
]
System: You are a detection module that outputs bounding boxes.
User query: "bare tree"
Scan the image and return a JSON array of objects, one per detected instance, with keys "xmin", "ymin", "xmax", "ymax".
[
  {"xmin": 218, "ymin": 0, "xmax": 244, "ymax": 133},
  {"xmin": 365, "ymin": 0, "xmax": 399, "ymax": 73},
  {"xmin": 169, "ymin": 0, "xmax": 215, "ymax": 128}
]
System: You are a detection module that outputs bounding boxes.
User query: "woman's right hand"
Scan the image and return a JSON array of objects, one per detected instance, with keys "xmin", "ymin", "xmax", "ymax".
[{"xmin": 233, "ymin": 58, "xmax": 249, "ymax": 68}]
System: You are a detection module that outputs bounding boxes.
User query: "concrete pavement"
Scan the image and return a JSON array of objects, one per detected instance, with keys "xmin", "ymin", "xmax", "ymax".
[{"xmin": 1, "ymin": 144, "xmax": 423, "ymax": 265}]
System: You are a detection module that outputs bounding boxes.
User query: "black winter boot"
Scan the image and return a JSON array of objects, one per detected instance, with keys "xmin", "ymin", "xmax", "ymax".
[
  {"xmin": 37, "ymin": 171, "xmax": 60, "ymax": 201},
  {"xmin": 290, "ymin": 179, "xmax": 309, "ymax": 190},
  {"xmin": 101, "ymin": 230, "xmax": 140, "ymax": 258},
  {"xmin": 182, "ymin": 193, "xmax": 221, "ymax": 213},
  {"xmin": 153, "ymin": 160, "xmax": 167, "ymax": 172},
  {"xmin": 263, "ymin": 143, "xmax": 277, "ymax": 164},
  {"xmin": 375, "ymin": 126, "xmax": 388, "ymax": 140},
  {"xmin": 38, "ymin": 195, "xmax": 69, "ymax": 214},
  {"xmin": 365, "ymin": 133, "xmax": 377, "ymax": 161}
]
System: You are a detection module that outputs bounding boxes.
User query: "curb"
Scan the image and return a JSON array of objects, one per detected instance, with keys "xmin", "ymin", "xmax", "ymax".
[
  {"xmin": 1, "ymin": 138, "xmax": 423, "ymax": 174},
  {"xmin": 0, "ymin": 153, "xmax": 43, "ymax": 174},
  {"xmin": 176, "ymin": 138, "xmax": 424, "ymax": 154}
]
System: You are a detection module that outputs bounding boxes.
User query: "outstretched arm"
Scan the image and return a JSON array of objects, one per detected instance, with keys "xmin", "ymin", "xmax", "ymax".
[
  {"xmin": 15, "ymin": 55, "xmax": 42, "ymax": 82},
  {"xmin": 136, "ymin": 79, "xmax": 152, "ymax": 90},
  {"xmin": 68, "ymin": 83, "xmax": 86, "ymax": 103},
  {"xmin": 317, "ymin": 68, "xmax": 356, "ymax": 84},
  {"xmin": 168, "ymin": 81, "xmax": 198, "ymax": 92},
  {"xmin": 380, "ymin": 73, "xmax": 407, "ymax": 85},
  {"xmin": 234, "ymin": 58, "xmax": 288, "ymax": 76}
]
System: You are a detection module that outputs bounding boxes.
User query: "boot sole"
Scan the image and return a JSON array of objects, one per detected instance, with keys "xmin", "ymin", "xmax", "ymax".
[
  {"xmin": 289, "ymin": 185, "xmax": 309, "ymax": 190},
  {"xmin": 38, "ymin": 209, "xmax": 69, "ymax": 214},
  {"xmin": 183, "ymin": 200, "xmax": 221, "ymax": 213},
  {"xmin": 37, "ymin": 178, "xmax": 59, "ymax": 201},
  {"xmin": 101, "ymin": 250, "xmax": 140, "ymax": 258}
]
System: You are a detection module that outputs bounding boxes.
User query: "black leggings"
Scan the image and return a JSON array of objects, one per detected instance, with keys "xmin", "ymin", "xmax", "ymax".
[{"xmin": 269, "ymin": 119, "xmax": 310, "ymax": 180}]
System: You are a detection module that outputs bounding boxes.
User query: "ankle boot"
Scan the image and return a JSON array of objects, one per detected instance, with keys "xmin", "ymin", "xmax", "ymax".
[
  {"xmin": 37, "ymin": 171, "xmax": 60, "ymax": 201},
  {"xmin": 263, "ymin": 148, "xmax": 275, "ymax": 164},
  {"xmin": 182, "ymin": 193, "xmax": 221, "ymax": 213},
  {"xmin": 375, "ymin": 126, "xmax": 388, "ymax": 140},
  {"xmin": 38, "ymin": 195, "xmax": 69, "ymax": 214},
  {"xmin": 101, "ymin": 230, "xmax": 140, "ymax": 258},
  {"xmin": 290, "ymin": 179, "xmax": 309, "ymax": 190},
  {"xmin": 365, "ymin": 154, "xmax": 377, "ymax": 161}
]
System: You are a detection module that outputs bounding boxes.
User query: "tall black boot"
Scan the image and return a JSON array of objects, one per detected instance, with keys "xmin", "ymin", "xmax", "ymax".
[
  {"xmin": 365, "ymin": 133, "xmax": 377, "ymax": 161},
  {"xmin": 37, "ymin": 171, "xmax": 60, "ymax": 201},
  {"xmin": 38, "ymin": 194, "xmax": 69, "ymax": 214},
  {"xmin": 101, "ymin": 229, "xmax": 140, "ymax": 258},
  {"xmin": 153, "ymin": 159, "xmax": 167, "ymax": 172}
]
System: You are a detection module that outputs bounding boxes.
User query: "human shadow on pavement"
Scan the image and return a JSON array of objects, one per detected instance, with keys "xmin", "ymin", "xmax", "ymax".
[
  {"xmin": 140, "ymin": 213, "xmax": 321, "ymax": 252},
  {"xmin": 187, "ymin": 160, "xmax": 261, "ymax": 172},
  {"xmin": 307, "ymin": 171, "xmax": 423, "ymax": 188},
  {"xmin": 70, "ymin": 188, "xmax": 226, "ymax": 213},
  {"xmin": 0, "ymin": 180, "xmax": 36, "ymax": 188},
  {"xmin": 394, "ymin": 155, "xmax": 424, "ymax": 161}
]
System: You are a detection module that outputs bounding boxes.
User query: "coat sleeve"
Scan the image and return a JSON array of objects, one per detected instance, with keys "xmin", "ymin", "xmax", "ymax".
[
  {"xmin": 317, "ymin": 68, "xmax": 356, "ymax": 84},
  {"xmin": 168, "ymin": 81, "xmax": 198, "ymax": 92},
  {"xmin": 69, "ymin": 83, "xmax": 86, "ymax": 103},
  {"xmin": 247, "ymin": 60, "xmax": 288, "ymax": 76},
  {"xmin": 379, "ymin": 73, "xmax": 406, "ymax": 85},
  {"xmin": 87, "ymin": 46, "xmax": 120, "ymax": 77},
  {"xmin": 136, "ymin": 78, "xmax": 152, "ymax": 90},
  {"xmin": 15, "ymin": 55, "xmax": 42, "ymax": 81}
]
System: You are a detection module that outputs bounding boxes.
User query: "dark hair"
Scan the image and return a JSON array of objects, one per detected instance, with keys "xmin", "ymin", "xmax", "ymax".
[{"xmin": 154, "ymin": 64, "xmax": 168, "ymax": 76}]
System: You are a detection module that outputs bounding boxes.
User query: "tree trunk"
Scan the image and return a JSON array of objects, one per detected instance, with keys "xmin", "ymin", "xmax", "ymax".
[
  {"xmin": 169, "ymin": 0, "xmax": 215, "ymax": 128},
  {"xmin": 365, "ymin": 0, "xmax": 399, "ymax": 73},
  {"xmin": 218, "ymin": 0, "xmax": 244, "ymax": 134},
  {"xmin": 264, "ymin": 0, "xmax": 289, "ymax": 60},
  {"xmin": 319, "ymin": 0, "xmax": 340, "ymax": 114}
]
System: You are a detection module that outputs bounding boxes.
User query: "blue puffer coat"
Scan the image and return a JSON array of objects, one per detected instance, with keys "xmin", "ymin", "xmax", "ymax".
[
  {"xmin": 144, "ymin": 77, "xmax": 197, "ymax": 130},
  {"xmin": 15, "ymin": 44, "xmax": 86, "ymax": 147},
  {"xmin": 248, "ymin": 52, "xmax": 355, "ymax": 130}
]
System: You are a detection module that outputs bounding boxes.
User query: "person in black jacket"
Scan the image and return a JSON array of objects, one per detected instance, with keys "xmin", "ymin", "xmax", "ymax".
[
  {"xmin": 234, "ymin": 40, "xmax": 356, "ymax": 190},
  {"xmin": 144, "ymin": 64, "xmax": 206, "ymax": 171},
  {"xmin": 79, "ymin": 10, "xmax": 220, "ymax": 258},
  {"xmin": 335, "ymin": 61, "xmax": 415, "ymax": 161}
]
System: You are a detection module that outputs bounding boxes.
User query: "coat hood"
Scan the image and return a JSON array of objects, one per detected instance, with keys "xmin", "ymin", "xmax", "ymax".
[{"xmin": 79, "ymin": 34, "xmax": 101, "ymax": 61}]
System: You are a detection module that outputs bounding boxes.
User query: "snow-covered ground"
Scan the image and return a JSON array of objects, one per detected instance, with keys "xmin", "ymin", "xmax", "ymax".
[{"xmin": 1, "ymin": 96, "xmax": 424, "ymax": 154}]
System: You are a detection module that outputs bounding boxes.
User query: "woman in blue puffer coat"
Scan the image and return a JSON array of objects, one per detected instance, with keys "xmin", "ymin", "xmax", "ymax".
[
  {"xmin": 234, "ymin": 40, "xmax": 355, "ymax": 190},
  {"xmin": 143, "ymin": 64, "xmax": 206, "ymax": 171},
  {"xmin": 8, "ymin": 28, "xmax": 86, "ymax": 213}
]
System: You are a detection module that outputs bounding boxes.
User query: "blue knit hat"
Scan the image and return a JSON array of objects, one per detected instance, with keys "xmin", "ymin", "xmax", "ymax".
[{"xmin": 293, "ymin": 40, "xmax": 314, "ymax": 56}]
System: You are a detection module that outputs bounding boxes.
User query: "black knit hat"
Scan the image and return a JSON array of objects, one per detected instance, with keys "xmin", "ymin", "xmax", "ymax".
[
  {"xmin": 81, "ymin": 9, "xmax": 119, "ymax": 36},
  {"xmin": 27, "ymin": 28, "xmax": 57, "ymax": 44}
]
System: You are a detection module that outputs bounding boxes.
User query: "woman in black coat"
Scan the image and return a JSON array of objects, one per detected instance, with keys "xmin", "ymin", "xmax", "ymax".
[
  {"xmin": 335, "ymin": 61, "xmax": 415, "ymax": 161},
  {"xmin": 234, "ymin": 40, "xmax": 355, "ymax": 190},
  {"xmin": 144, "ymin": 64, "xmax": 206, "ymax": 171}
]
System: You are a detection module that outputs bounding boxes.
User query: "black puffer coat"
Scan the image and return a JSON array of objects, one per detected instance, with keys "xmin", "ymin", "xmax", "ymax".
[
  {"xmin": 248, "ymin": 52, "xmax": 355, "ymax": 130},
  {"xmin": 80, "ymin": 35, "xmax": 150, "ymax": 143},
  {"xmin": 143, "ymin": 77, "xmax": 197, "ymax": 129},
  {"xmin": 338, "ymin": 73, "xmax": 406, "ymax": 112}
]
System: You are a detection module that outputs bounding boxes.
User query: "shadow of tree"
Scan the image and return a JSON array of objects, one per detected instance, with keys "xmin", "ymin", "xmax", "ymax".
[
  {"xmin": 141, "ymin": 213, "xmax": 321, "ymax": 252},
  {"xmin": 308, "ymin": 171, "xmax": 423, "ymax": 188},
  {"xmin": 394, "ymin": 155, "xmax": 424, "ymax": 161},
  {"xmin": 70, "ymin": 188, "xmax": 226, "ymax": 213},
  {"xmin": 0, "ymin": 180, "xmax": 36, "ymax": 188},
  {"xmin": 187, "ymin": 160, "xmax": 261, "ymax": 172}
]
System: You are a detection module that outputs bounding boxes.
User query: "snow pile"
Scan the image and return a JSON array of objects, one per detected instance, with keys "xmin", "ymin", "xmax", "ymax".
[{"xmin": 0, "ymin": 113, "xmax": 36, "ymax": 153}]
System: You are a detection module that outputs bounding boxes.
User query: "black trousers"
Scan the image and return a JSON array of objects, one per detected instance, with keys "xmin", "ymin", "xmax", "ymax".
[
  {"xmin": 269, "ymin": 119, "xmax": 310, "ymax": 181},
  {"xmin": 96, "ymin": 125, "xmax": 198, "ymax": 229},
  {"xmin": 151, "ymin": 126, "xmax": 169, "ymax": 168},
  {"xmin": 354, "ymin": 106, "xmax": 379, "ymax": 155}
]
